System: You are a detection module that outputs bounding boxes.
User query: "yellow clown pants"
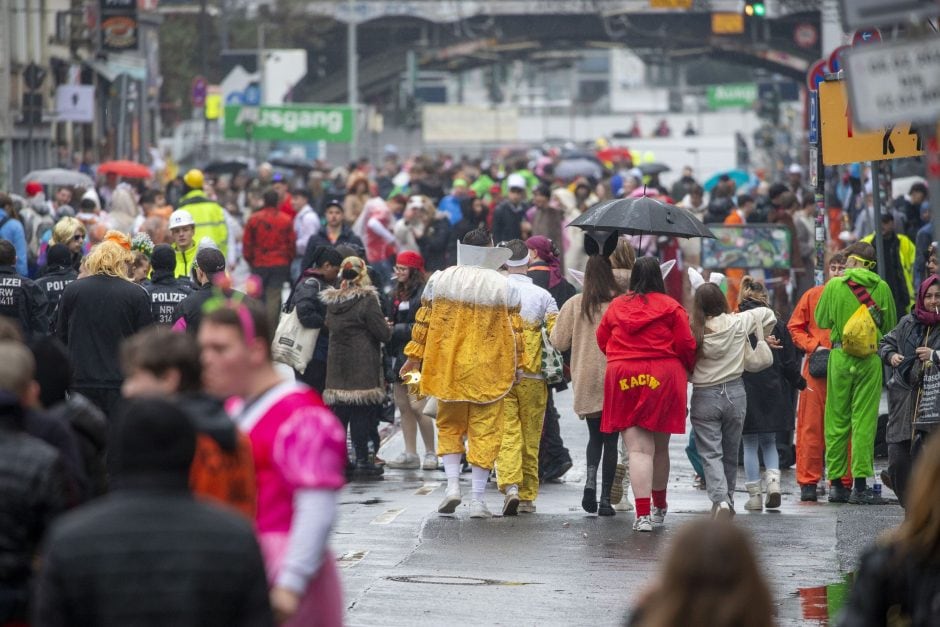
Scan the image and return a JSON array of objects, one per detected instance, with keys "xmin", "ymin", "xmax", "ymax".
[
  {"xmin": 436, "ymin": 398, "xmax": 505, "ymax": 470},
  {"xmin": 496, "ymin": 378, "xmax": 548, "ymax": 501}
]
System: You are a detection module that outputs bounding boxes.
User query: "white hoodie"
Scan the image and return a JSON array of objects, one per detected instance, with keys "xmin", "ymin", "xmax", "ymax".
[{"xmin": 690, "ymin": 307, "xmax": 776, "ymax": 387}]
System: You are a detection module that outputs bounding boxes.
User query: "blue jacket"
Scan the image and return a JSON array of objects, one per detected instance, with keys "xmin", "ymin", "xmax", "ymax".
[{"xmin": 0, "ymin": 210, "xmax": 28, "ymax": 275}]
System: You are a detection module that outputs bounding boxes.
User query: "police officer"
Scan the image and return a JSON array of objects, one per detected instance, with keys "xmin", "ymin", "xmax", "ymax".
[
  {"xmin": 145, "ymin": 244, "xmax": 192, "ymax": 325},
  {"xmin": 0, "ymin": 238, "xmax": 49, "ymax": 338},
  {"xmin": 35, "ymin": 243, "xmax": 78, "ymax": 332}
]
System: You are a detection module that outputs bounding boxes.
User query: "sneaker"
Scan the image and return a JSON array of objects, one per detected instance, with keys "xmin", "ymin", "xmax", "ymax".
[
  {"xmin": 610, "ymin": 463, "xmax": 626, "ymax": 504},
  {"xmin": 614, "ymin": 498, "xmax": 634, "ymax": 512},
  {"xmin": 692, "ymin": 474, "xmax": 706, "ymax": 490},
  {"xmin": 828, "ymin": 483, "xmax": 851, "ymax": 503},
  {"xmin": 800, "ymin": 484, "xmax": 818, "ymax": 502},
  {"xmin": 437, "ymin": 487, "xmax": 461, "ymax": 514},
  {"xmin": 633, "ymin": 515, "xmax": 653, "ymax": 532},
  {"xmin": 712, "ymin": 501, "xmax": 732, "ymax": 520},
  {"xmin": 849, "ymin": 487, "xmax": 886, "ymax": 505},
  {"xmin": 422, "ymin": 453, "xmax": 439, "ymax": 470},
  {"xmin": 518, "ymin": 500, "xmax": 536, "ymax": 514},
  {"xmin": 502, "ymin": 486, "xmax": 520, "ymax": 516},
  {"xmin": 386, "ymin": 452, "xmax": 420, "ymax": 470},
  {"xmin": 469, "ymin": 500, "xmax": 493, "ymax": 519},
  {"xmin": 651, "ymin": 506, "xmax": 667, "ymax": 525}
]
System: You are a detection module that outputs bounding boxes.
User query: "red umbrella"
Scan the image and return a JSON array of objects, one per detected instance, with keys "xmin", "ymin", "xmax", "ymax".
[
  {"xmin": 97, "ymin": 160, "xmax": 152, "ymax": 179},
  {"xmin": 596, "ymin": 147, "xmax": 632, "ymax": 166}
]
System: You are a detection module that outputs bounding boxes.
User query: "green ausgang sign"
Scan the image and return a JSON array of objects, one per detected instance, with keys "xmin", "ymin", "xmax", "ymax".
[
  {"xmin": 223, "ymin": 104, "xmax": 354, "ymax": 142},
  {"xmin": 706, "ymin": 83, "xmax": 758, "ymax": 109}
]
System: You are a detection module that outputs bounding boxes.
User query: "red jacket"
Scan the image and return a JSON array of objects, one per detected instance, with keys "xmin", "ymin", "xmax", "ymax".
[
  {"xmin": 243, "ymin": 207, "xmax": 295, "ymax": 268},
  {"xmin": 597, "ymin": 291, "xmax": 697, "ymax": 371}
]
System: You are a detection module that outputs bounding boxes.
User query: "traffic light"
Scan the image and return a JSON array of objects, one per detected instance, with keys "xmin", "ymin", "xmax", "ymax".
[{"xmin": 744, "ymin": 1, "xmax": 766, "ymax": 17}]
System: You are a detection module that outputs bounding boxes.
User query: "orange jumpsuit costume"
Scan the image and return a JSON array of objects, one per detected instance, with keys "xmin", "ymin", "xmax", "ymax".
[{"xmin": 787, "ymin": 285, "xmax": 851, "ymax": 487}]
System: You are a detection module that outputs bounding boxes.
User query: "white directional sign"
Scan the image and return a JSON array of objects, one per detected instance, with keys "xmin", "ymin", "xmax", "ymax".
[
  {"xmin": 55, "ymin": 85, "xmax": 95, "ymax": 123},
  {"xmin": 840, "ymin": 0, "xmax": 940, "ymax": 31},
  {"xmin": 844, "ymin": 37, "xmax": 940, "ymax": 130}
]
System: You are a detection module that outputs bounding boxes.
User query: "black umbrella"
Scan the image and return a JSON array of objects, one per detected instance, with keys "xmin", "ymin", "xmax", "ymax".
[
  {"xmin": 204, "ymin": 160, "xmax": 250, "ymax": 175},
  {"xmin": 638, "ymin": 162, "xmax": 671, "ymax": 176},
  {"xmin": 567, "ymin": 196, "xmax": 715, "ymax": 239},
  {"xmin": 270, "ymin": 155, "xmax": 313, "ymax": 171}
]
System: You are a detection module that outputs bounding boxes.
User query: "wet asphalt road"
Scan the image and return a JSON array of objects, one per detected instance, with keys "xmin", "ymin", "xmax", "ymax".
[{"xmin": 329, "ymin": 388, "xmax": 904, "ymax": 626}]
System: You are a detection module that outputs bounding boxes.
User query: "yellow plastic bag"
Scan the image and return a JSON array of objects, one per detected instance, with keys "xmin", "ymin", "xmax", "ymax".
[{"xmin": 842, "ymin": 304, "xmax": 878, "ymax": 358}]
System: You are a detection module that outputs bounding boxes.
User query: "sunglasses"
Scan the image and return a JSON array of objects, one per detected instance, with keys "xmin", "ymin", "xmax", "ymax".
[{"xmin": 73, "ymin": 234, "xmax": 85, "ymax": 241}]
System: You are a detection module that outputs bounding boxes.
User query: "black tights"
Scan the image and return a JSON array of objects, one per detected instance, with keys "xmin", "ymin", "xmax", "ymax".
[{"xmin": 585, "ymin": 416, "xmax": 619, "ymax": 492}]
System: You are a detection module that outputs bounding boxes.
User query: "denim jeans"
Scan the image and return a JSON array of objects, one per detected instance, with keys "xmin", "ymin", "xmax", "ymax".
[
  {"xmin": 690, "ymin": 379, "xmax": 747, "ymax": 507},
  {"xmin": 742, "ymin": 432, "xmax": 779, "ymax": 483}
]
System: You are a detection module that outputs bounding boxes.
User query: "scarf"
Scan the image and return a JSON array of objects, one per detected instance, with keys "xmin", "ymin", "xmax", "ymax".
[
  {"xmin": 915, "ymin": 275, "xmax": 940, "ymax": 326},
  {"xmin": 527, "ymin": 235, "xmax": 562, "ymax": 288},
  {"xmin": 339, "ymin": 256, "xmax": 371, "ymax": 289}
]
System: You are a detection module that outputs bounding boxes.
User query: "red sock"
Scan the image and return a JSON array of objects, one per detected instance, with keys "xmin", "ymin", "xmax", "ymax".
[
  {"xmin": 652, "ymin": 489, "xmax": 667, "ymax": 510},
  {"xmin": 635, "ymin": 497, "xmax": 651, "ymax": 517}
]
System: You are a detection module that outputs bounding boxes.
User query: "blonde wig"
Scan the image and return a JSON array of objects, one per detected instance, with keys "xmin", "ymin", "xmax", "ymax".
[
  {"xmin": 83, "ymin": 232, "xmax": 134, "ymax": 280},
  {"xmin": 51, "ymin": 216, "xmax": 86, "ymax": 245}
]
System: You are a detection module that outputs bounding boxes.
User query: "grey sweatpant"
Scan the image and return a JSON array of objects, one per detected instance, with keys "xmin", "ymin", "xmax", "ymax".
[{"xmin": 690, "ymin": 379, "xmax": 747, "ymax": 508}]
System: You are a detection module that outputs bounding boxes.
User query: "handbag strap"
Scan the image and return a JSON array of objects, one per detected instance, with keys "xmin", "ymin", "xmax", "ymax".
[{"xmin": 846, "ymin": 279, "xmax": 878, "ymax": 311}]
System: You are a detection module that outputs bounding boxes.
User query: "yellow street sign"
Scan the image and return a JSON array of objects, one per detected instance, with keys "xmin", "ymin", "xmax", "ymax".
[
  {"xmin": 205, "ymin": 93, "xmax": 222, "ymax": 120},
  {"xmin": 650, "ymin": 0, "xmax": 693, "ymax": 8},
  {"xmin": 819, "ymin": 80, "xmax": 923, "ymax": 166},
  {"xmin": 712, "ymin": 12, "xmax": 745, "ymax": 35}
]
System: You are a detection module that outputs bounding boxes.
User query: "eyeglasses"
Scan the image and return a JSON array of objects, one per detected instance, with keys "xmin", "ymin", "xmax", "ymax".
[{"xmin": 73, "ymin": 234, "xmax": 85, "ymax": 241}]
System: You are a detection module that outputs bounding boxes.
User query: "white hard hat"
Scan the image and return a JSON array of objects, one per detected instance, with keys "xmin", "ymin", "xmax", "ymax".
[
  {"xmin": 169, "ymin": 209, "xmax": 195, "ymax": 230},
  {"xmin": 507, "ymin": 173, "xmax": 527, "ymax": 190}
]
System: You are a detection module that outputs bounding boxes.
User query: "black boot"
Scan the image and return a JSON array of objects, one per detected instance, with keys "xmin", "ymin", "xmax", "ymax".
[
  {"xmin": 598, "ymin": 479, "xmax": 615, "ymax": 517},
  {"xmin": 353, "ymin": 458, "xmax": 384, "ymax": 479},
  {"xmin": 582, "ymin": 466, "xmax": 598, "ymax": 513}
]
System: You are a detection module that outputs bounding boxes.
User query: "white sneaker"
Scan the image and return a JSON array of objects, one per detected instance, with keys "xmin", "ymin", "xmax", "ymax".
[
  {"xmin": 614, "ymin": 498, "xmax": 634, "ymax": 512},
  {"xmin": 651, "ymin": 506, "xmax": 666, "ymax": 525},
  {"xmin": 469, "ymin": 500, "xmax": 493, "ymax": 519},
  {"xmin": 518, "ymin": 500, "xmax": 536, "ymax": 514},
  {"xmin": 422, "ymin": 453, "xmax": 439, "ymax": 470},
  {"xmin": 387, "ymin": 452, "xmax": 420, "ymax": 470},
  {"xmin": 633, "ymin": 515, "xmax": 653, "ymax": 532},
  {"xmin": 713, "ymin": 501, "xmax": 732, "ymax": 520},
  {"xmin": 502, "ymin": 485, "xmax": 520, "ymax": 516},
  {"xmin": 437, "ymin": 487, "xmax": 461, "ymax": 514}
]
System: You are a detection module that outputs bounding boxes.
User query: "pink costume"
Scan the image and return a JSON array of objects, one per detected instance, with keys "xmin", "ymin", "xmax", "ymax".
[{"xmin": 231, "ymin": 381, "xmax": 347, "ymax": 627}]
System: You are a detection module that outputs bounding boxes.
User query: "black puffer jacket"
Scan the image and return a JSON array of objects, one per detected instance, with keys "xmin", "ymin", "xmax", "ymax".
[
  {"xmin": 32, "ymin": 475, "xmax": 273, "ymax": 627},
  {"xmin": 0, "ymin": 396, "xmax": 65, "ymax": 600}
]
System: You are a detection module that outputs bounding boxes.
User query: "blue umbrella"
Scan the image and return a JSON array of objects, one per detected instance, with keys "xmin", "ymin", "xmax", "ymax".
[{"xmin": 703, "ymin": 169, "xmax": 750, "ymax": 192}]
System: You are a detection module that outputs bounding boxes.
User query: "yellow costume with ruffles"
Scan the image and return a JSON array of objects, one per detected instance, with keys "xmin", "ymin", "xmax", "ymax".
[
  {"xmin": 404, "ymin": 244, "xmax": 524, "ymax": 469},
  {"xmin": 495, "ymin": 273, "xmax": 558, "ymax": 501}
]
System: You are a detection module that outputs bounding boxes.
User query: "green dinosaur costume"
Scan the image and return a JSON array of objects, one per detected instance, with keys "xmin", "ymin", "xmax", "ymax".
[{"xmin": 815, "ymin": 267, "xmax": 897, "ymax": 480}]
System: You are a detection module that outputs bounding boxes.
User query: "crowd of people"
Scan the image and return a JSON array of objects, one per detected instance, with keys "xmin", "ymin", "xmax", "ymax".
[{"xmin": 0, "ymin": 146, "xmax": 936, "ymax": 625}]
